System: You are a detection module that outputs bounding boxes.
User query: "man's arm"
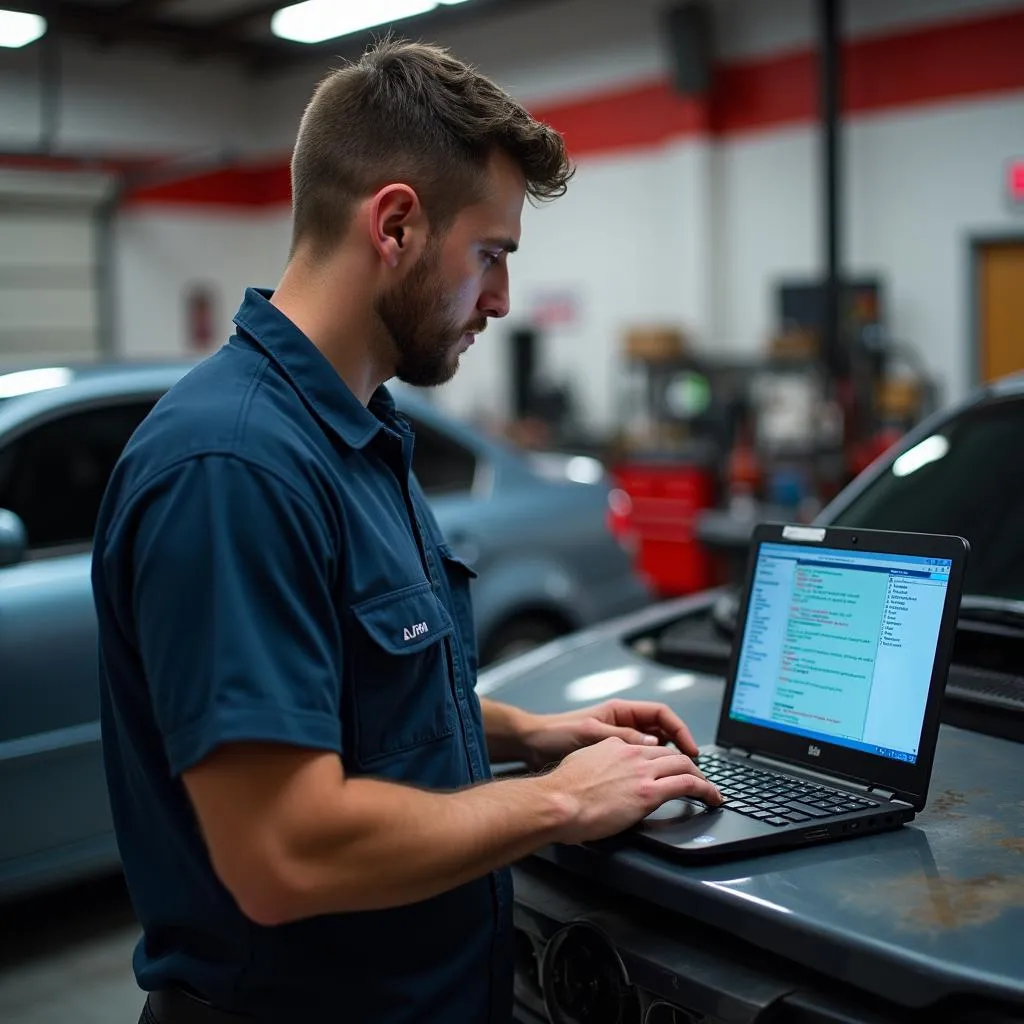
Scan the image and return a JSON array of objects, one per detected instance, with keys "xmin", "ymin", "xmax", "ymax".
[
  {"xmin": 184, "ymin": 743, "xmax": 567, "ymax": 925},
  {"xmin": 479, "ymin": 697, "xmax": 533, "ymax": 763},
  {"xmin": 184, "ymin": 737, "xmax": 719, "ymax": 927},
  {"xmin": 479, "ymin": 696, "xmax": 702, "ymax": 769}
]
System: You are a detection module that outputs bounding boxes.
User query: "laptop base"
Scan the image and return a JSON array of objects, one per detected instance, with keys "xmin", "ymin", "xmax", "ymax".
[{"xmin": 632, "ymin": 746, "xmax": 916, "ymax": 862}]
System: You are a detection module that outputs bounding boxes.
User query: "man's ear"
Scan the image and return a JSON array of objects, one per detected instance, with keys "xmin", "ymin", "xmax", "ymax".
[{"xmin": 368, "ymin": 184, "xmax": 427, "ymax": 269}]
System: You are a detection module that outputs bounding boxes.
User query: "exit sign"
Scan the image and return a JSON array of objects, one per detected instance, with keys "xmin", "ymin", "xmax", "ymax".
[{"xmin": 1010, "ymin": 160, "xmax": 1024, "ymax": 204}]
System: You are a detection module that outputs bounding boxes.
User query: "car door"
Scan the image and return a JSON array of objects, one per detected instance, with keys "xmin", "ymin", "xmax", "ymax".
[
  {"xmin": 0, "ymin": 396, "xmax": 158, "ymax": 884},
  {"xmin": 406, "ymin": 412, "xmax": 486, "ymax": 564}
]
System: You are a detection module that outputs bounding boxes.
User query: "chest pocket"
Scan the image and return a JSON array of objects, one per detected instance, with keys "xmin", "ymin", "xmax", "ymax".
[{"xmin": 349, "ymin": 581, "xmax": 456, "ymax": 765}]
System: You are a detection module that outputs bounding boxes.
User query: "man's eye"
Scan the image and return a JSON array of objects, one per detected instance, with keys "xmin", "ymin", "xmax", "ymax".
[{"xmin": 482, "ymin": 251, "xmax": 500, "ymax": 267}]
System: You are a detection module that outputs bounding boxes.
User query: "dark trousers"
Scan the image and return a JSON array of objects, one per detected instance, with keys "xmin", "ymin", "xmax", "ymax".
[{"xmin": 139, "ymin": 988, "xmax": 254, "ymax": 1024}]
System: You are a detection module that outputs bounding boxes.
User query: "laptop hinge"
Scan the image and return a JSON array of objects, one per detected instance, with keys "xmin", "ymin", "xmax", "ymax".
[
  {"xmin": 869, "ymin": 787, "xmax": 897, "ymax": 800},
  {"xmin": 747, "ymin": 751, "xmax": 873, "ymax": 792},
  {"xmin": 727, "ymin": 747, "xmax": 751, "ymax": 758}
]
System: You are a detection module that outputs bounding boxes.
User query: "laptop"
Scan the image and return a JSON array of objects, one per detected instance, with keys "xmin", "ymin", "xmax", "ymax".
[{"xmin": 636, "ymin": 522, "xmax": 969, "ymax": 861}]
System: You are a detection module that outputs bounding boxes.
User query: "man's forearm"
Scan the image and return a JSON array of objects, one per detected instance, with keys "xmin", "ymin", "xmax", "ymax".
[
  {"xmin": 240, "ymin": 771, "xmax": 572, "ymax": 925},
  {"xmin": 479, "ymin": 697, "xmax": 534, "ymax": 763}
]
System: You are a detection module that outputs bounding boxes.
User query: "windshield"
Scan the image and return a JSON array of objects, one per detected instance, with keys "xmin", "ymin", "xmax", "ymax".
[{"xmin": 828, "ymin": 396, "xmax": 1024, "ymax": 601}]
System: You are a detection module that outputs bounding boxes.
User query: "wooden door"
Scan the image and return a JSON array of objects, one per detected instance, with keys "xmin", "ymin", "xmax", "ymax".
[{"xmin": 978, "ymin": 241, "xmax": 1024, "ymax": 383}]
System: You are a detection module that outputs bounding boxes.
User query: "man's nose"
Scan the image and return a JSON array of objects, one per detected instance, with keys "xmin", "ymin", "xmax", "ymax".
[{"xmin": 479, "ymin": 267, "xmax": 510, "ymax": 319}]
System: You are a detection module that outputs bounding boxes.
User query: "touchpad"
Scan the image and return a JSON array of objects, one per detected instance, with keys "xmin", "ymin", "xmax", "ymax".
[{"xmin": 643, "ymin": 799, "xmax": 709, "ymax": 826}]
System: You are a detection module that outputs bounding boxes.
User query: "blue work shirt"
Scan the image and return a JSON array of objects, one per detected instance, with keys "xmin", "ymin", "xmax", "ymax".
[{"xmin": 92, "ymin": 288, "xmax": 514, "ymax": 1023}]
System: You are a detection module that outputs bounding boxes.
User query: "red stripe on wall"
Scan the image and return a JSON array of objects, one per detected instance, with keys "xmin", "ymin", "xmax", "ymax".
[
  {"xmin": 845, "ymin": 7, "xmax": 1024, "ymax": 115},
  {"xmin": 122, "ymin": 162, "xmax": 290, "ymax": 206},
  {"xmin": 538, "ymin": 7, "xmax": 1024, "ymax": 151},
  {"xmin": 529, "ymin": 52, "xmax": 818, "ymax": 155},
  {"xmin": 711, "ymin": 50, "xmax": 816, "ymax": 135},
  {"xmin": 8, "ymin": 7, "xmax": 1022, "ymax": 205},
  {"xmin": 531, "ymin": 80, "xmax": 709, "ymax": 156}
]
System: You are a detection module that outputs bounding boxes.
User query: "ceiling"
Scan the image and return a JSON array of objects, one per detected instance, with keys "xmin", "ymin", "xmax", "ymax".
[{"xmin": 8, "ymin": 0, "xmax": 555, "ymax": 73}]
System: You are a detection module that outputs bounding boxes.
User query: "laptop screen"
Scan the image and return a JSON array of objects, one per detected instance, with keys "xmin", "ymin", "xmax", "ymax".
[{"xmin": 728, "ymin": 541, "xmax": 953, "ymax": 765}]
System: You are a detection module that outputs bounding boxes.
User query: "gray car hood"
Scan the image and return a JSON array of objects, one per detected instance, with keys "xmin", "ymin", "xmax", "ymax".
[
  {"xmin": 476, "ymin": 592, "xmax": 726, "ymax": 727},
  {"xmin": 478, "ymin": 594, "xmax": 1024, "ymax": 1012}
]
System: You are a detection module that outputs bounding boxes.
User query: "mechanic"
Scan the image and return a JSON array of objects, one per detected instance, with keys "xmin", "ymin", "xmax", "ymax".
[{"xmin": 91, "ymin": 38, "xmax": 722, "ymax": 1024}]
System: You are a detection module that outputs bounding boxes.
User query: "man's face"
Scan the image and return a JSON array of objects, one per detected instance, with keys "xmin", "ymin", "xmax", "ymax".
[{"xmin": 374, "ymin": 151, "xmax": 525, "ymax": 388}]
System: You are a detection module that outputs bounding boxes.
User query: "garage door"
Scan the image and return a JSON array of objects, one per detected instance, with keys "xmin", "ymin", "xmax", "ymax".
[{"xmin": 0, "ymin": 168, "xmax": 114, "ymax": 367}]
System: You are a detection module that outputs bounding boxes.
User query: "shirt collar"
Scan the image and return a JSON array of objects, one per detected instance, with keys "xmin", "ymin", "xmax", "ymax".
[{"xmin": 232, "ymin": 287, "xmax": 399, "ymax": 450}]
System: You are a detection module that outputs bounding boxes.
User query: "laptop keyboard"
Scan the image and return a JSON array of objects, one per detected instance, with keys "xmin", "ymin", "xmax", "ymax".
[{"xmin": 699, "ymin": 754, "xmax": 879, "ymax": 828}]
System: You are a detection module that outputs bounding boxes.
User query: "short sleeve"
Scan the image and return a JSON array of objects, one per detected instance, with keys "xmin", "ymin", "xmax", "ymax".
[{"xmin": 125, "ymin": 455, "xmax": 342, "ymax": 776}]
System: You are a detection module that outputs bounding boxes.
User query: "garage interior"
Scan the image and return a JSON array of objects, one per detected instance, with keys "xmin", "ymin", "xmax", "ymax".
[{"xmin": 1, "ymin": 1, "xmax": 1023, "ymax": 1022}]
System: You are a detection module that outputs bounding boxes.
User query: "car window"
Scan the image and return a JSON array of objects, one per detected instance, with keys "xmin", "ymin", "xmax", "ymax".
[
  {"xmin": 828, "ymin": 396, "xmax": 1024, "ymax": 599},
  {"xmin": 0, "ymin": 399, "xmax": 157, "ymax": 552},
  {"xmin": 407, "ymin": 415, "xmax": 478, "ymax": 496}
]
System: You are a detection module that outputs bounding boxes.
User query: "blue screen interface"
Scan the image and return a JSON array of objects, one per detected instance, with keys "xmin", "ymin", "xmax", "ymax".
[{"xmin": 729, "ymin": 542, "xmax": 952, "ymax": 764}]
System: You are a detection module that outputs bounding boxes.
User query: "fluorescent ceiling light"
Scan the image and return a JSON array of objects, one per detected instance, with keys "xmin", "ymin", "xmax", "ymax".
[
  {"xmin": 0, "ymin": 10, "xmax": 46, "ymax": 48},
  {"xmin": 272, "ymin": 0, "xmax": 472, "ymax": 45}
]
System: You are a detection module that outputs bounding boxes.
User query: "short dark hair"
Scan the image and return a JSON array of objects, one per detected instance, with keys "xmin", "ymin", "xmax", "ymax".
[{"xmin": 289, "ymin": 37, "xmax": 573, "ymax": 259}]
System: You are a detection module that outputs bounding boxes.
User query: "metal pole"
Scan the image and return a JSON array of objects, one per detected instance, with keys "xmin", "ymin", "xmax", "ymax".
[
  {"xmin": 819, "ymin": 0, "xmax": 843, "ymax": 382},
  {"xmin": 94, "ymin": 184, "xmax": 123, "ymax": 360},
  {"xmin": 38, "ymin": 31, "xmax": 62, "ymax": 153}
]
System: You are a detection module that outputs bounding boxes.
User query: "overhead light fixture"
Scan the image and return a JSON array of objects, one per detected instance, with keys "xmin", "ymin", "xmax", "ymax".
[
  {"xmin": 271, "ymin": 0, "xmax": 472, "ymax": 45},
  {"xmin": 0, "ymin": 9, "xmax": 46, "ymax": 48}
]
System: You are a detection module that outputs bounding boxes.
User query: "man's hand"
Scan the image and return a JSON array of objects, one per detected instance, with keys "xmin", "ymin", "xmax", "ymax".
[
  {"xmin": 543, "ymin": 737, "xmax": 723, "ymax": 844},
  {"xmin": 516, "ymin": 698, "xmax": 701, "ymax": 771}
]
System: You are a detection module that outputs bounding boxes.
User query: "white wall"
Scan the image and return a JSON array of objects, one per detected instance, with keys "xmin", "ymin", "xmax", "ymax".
[
  {"xmin": 845, "ymin": 96, "xmax": 1024, "ymax": 394},
  {"xmin": 712, "ymin": 92, "xmax": 1024, "ymax": 405},
  {"xmin": 714, "ymin": 127, "xmax": 821, "ymax": 353},
  {"xmin": 115, "ymin": 209, "xmax": 290, "ymax": 357}
]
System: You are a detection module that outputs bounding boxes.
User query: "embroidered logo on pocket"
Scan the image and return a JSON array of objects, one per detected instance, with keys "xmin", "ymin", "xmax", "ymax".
[{"xmin": 403, "ymin": 622, "xmax": 429, "ymax": 641}]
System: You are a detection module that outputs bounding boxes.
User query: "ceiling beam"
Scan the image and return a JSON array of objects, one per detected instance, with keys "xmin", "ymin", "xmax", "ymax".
[
  {"xmin": 207, "ymin": 0, "xmax": 283, "ymax": 35},
  {"xmin": 101, "ymin": 0, "xmax": 191, "ymax": 47},
  {"xmin": 114, "ymin": 0, "xmax": 180, "ymax": 18}
]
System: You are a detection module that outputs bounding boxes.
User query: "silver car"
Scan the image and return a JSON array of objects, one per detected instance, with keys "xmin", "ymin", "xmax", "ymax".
[{"xmin": 0, "ymin": 360, "xmax": 651, "ymax": 902}]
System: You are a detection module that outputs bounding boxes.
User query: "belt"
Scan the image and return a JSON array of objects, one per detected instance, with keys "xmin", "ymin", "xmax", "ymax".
[{"xmin": 145, "ymin": 988, "xmax": 255, "ymax": 1024}]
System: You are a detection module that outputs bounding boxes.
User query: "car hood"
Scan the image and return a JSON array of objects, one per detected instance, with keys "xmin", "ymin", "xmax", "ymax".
[
  {"xmin": 484, "ymin": 587, "xmax": 1024, "ymax": 1013},
  {"xmin": 477, "ymin": 592, "xmax": 728, "ymax": 741}
]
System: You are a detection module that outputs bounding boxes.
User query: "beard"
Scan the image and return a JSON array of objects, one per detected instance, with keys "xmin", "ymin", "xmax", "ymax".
[{"xmin": 374, "ymin": 237, "xmax": 483, "ymax": 388}]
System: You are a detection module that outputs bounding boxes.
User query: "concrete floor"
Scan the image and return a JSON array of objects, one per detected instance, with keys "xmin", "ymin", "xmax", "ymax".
[{"xmin": 0, "ymin": 875, "xmax": 144, "ymax": 1023}]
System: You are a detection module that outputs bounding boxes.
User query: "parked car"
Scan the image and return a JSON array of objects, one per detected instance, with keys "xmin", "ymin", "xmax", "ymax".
[
  {"xmin": 479, "ymin": 371, "xmax": 1024, "ymax": 1023},
  {"xmin": 0, "ymin": 360, "xmax": 651, "ymax": 903}
]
